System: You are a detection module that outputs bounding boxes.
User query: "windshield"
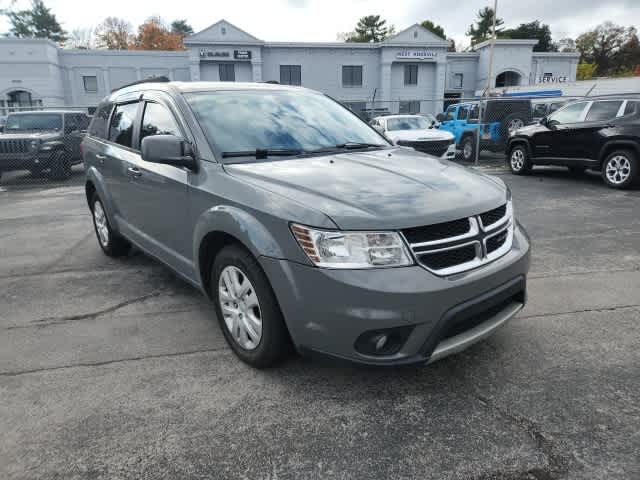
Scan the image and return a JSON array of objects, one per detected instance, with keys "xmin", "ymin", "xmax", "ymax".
[
  {"xmin": 185, "ymin": 90, "xmax": 388, "ymax": 160},
  {"xmin": 5, "ymin": 113, "xmax": 63, "ymax": 131},
  {"xmin": 386, "ymin": 116, "xmax": 431, "ymax": 131}
]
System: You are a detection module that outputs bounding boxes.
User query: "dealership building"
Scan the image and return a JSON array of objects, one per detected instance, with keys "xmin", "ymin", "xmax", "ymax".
[{"xmin": 1, "ymin": 20, "xmax": 581, "ymax": 116}]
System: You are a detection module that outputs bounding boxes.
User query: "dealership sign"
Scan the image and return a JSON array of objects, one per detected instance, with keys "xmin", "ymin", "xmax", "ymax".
[
  {"xmin": 199, "ymin": 49, "xmax": 231, "ymax": 58},
  {"xmin": 396, "ymin": 50, "xmax": 438, "ymax": 59},
  {"xmin": 537, "ymin": 74, "xmax": 568, "ymax": 83},
  {"xmin": 234, "ymin": 50, "xmax": 252, "ymax": 60}
]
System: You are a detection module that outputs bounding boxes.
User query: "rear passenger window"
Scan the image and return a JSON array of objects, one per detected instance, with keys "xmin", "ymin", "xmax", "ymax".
[
  {"xmin": 140, "ymin": 102, "xmax": 181, "ymax": 143},
  {"xmin": 109, "ymin": 102, "xmax": 138, "ymax": 148},
  {"xmin": 585, "ymin": 101, "xmax": 623, "ymax": 122},
  {"xmin": 88, "ymin": 103, "xmax": 113, "ymax": 139},
  {"xmin": 624, "ymin": 101, "xmax": 638, "ymax": 116},
  {"xmin": 458, "ymin": 106, "xmax": 469, "ymax": 120}
]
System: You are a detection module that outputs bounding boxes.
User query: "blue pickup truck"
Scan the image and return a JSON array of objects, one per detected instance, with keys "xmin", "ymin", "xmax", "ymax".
[{"xmin": 438, "ymin": 99, "xmax": 532, "ymax": 162}]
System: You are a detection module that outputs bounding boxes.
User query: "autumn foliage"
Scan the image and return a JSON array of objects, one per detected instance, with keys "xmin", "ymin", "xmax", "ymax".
[{"xmin": 131, "ymin": 17, "xmax": 185, "ymax": 51}]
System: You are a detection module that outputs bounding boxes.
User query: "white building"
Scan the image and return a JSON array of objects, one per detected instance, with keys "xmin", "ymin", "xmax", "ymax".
[{"xmin": 1, "ymin": 19, "xmax": 581, "ymax": 116}]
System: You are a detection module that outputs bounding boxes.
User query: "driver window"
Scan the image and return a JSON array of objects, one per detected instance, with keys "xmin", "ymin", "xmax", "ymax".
[
  {"xmin": 458, "ymin": 106, "xmax": 469, "ymax": 120},
  {"xmin": 548, "ymin": 102, "xmax": 587, "ymax": 124},
  {"xmin": 140, "ymin": 102, "xmax": 181, "ymax": 144},
  {"xmin": 444, "ymin": 106, "xmax": 456, "ymax": 121}
]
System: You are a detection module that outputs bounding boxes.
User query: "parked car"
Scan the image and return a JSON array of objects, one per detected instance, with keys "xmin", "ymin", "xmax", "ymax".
[
  {"xmin": 0, "ymin": 110, "xmax": 90, "ymax": 180},
  {"xmin": 530, "ymin": 97, "xmax": 579, "ymax": 123},
  {"xmin": 438, "ymin": 99, "xmax": 532, "ymax": 162},
  {"xmin": 83, "ymin": 79, "xmax": 530, "ymax": 368},
  {"xmin": 370, "ymin": 114, "xmax": 456, "ymax": 159},
  {"xmin": 507, "ymin": 97, "xmax": 639, "ymax": 189}
]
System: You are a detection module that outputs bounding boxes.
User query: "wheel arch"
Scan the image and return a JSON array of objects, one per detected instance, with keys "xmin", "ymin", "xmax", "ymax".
[
  {"xmin": 84, "ymin": 166, "xmax": 119, "ymax": 230},
  {"xmin": 507, "ymin": 138, "xmax": 532, "ymax": 157},
  {"xmin": 598, "ymin": 140, "xmax": 640, "ymax": 167}
]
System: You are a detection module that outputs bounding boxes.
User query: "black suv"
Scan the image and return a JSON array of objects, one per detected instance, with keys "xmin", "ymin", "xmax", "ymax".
[
  {"xmin": 0, "ymin": 110, "xmax": 90, "ymax": 180},
  {"xmin": 507, "ymin": 98, "xmax": 639, "ymax": 189}
]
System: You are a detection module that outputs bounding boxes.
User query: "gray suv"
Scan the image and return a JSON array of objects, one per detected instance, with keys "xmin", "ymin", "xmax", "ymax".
[
  {"xmin": 0, "ymin": 110, "xmax": 90, "ymax": 180},
  {"xmin": 83, "ymin": 79, "xmax": 530, "ymax": 368}
]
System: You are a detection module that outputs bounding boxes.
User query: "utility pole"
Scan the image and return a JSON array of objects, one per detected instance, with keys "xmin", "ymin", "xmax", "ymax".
[{"xmin": 475, "ymin": 0, "xmax": 499, "ymax": 166}]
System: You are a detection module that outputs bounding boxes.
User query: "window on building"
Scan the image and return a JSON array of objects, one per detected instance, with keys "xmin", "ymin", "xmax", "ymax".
[
  {"xmin": 108, "ymin": 102, "xmax": 138, "ymax": 148},
  {"xmin": 585, "ymin": 101, "xmax": 623, "ymax": 122},
  {"xmin": 453, "ymin": 73, "xmax": 463, "ymax": 89},
  {"xmin": 342, "ymin": 66, "xmax": 363, "ymax": 87},
  {"xmin": 399, "ymin": 101, "xmax": 421, "ymax": 114},
  {"xmin": 83, "ymin": 75, "xmax": 98, "ymax": 93},
  {"xmin": 140, "ymin": 102, "xmax": 182, "ymax": 144},
  {"xmin": 280, "ymin": 65, "xmax": 301, "ymax": 86},
  {"xmin": 404, "ymin": 64, "xmax": 418, "ymax": 85},
  {"xmin": 219, "ymin": 63, "xmax": 235, "ymax": 82}
]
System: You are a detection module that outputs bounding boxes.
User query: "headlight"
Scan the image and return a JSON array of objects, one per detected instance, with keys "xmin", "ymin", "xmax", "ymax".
[{"xmin": 291, "ymin": 224, "xmax": 413, "ymax": 269}]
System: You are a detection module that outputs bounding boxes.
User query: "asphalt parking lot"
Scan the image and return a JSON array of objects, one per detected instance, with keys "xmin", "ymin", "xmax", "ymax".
[{"xmin": 1, "ymin": 166, "xmax": 639, "ymax": 480}]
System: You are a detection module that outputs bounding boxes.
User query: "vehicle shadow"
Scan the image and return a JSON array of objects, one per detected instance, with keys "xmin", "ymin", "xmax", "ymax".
[{"xmin": 0, "ymin": 165, "xmax": 85, "ymax": 189}]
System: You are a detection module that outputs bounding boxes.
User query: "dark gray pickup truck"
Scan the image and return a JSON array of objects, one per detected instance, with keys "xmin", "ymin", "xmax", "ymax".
[
  {"xmin": 0, "ymin": 110, "xmax": 90, "ymax": 180},
  {"xmin": 83, "ymin": 79, "xmax": 531, "ymax": 368}
]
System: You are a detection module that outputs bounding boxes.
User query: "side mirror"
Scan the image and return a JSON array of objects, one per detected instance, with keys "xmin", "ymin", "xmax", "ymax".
[
  {"xmin": 141, "ymin": 134, "xmax": 197, "ymax": 170},
  {"xmin": 436, "ymin": 113, "xmax": 445, "ymax": 122}
]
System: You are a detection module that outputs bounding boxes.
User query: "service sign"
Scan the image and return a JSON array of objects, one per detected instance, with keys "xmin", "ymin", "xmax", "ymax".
[
  {"xmin": 538, "ymin": 74, "xmax": 568, "ymax": 83},
  {"xmin": 396, "ymin": 50, "xmax": 438, "ymax": 59},
  {"xmin": 199, "ymin": 49, "xmax": 231, "ymax": 59},
  {"xmin": 234, "ymin": 50, "xmax": 252, "ymax": 60}
]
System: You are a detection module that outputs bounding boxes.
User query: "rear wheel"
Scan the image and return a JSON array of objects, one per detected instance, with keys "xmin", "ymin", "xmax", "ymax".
[
  {"xmin": 509, "ymin": 144, "xmax": 532, "ymax": 175},
  {"xmin": 211, "ymin": 244, "xmax": 291, "ymax": 368},
  {"xmin": 460, "ymin": 135, "xmax": 476, "ymax": 162},
  {"xmin": 90, "ymin": 193, "xmax": 130, "ymax": 256},
  {"xmin": 601, "ymin": 150, "xmax": 637, "ymax": 189}
]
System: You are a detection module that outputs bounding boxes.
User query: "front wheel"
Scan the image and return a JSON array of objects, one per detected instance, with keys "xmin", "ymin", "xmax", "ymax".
[
  {"xmin": 91, "ymin": 193, "xmax": 130, "ymax": 257},
  {"xmin": 601, "ymin": 150, "xmax": 637, "ymax": 189},
  {"xmin": 460, "ymin": 135, "xmax": 476, "ymax": 162},
  {"xmin": 212, "ymin": 245, "xmax": 291, "ymax": 368},
  {"xmin": 509, "ymin": 145, "xmax": 532, "ymax": 175}
]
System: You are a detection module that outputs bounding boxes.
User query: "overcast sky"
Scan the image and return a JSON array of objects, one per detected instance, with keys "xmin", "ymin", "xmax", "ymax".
[{"xmin": 0, "ymin": 0, "xmax": 638, "ymax": 50}]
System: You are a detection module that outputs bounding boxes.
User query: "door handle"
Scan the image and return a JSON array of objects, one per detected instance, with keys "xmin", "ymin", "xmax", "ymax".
[
  {"xmin": 127, "ymin": 166, "xmax": 142, "ymax": 178},
  {"xmin": 95, "ymin": 153, "xmax": 106, "ymax": 163}
]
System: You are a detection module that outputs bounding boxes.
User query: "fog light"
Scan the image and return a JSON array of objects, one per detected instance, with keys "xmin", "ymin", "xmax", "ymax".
[
  {"xmin": 354, "ymin": 325, "xmax": 414, "ymax": 356},
  {"xmin": 374, "ymin": 334, "xmax": 388, "ymax": 351}
]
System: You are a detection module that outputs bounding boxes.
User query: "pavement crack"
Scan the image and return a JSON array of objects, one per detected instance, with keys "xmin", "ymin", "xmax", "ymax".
[
  {"xmin": 0, "ymin": 347, "xmax": 226, "ymax": 377},
  {"xmin": 6, "ymin": 291, "xmax": 167, "ymax": 329},
  {"xmin": 473, "ymin": 393, "xmax": 571, "ymax": 480},
  {"xmin": 519, "ymin": 303, "xmax": 640, "ymax": 320}
]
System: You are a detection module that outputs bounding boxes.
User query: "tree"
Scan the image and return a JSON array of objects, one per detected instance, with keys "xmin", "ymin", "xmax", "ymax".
[
  {"xmin": 420, "ymin": 20, "xmax": 445, "ymax": 39},
  {"xmin": 576, "ymin": 63, "xmax": 597, "ymax": 80},
  {"xmin": 556, "ymin": 37, "xmax": 576, "ymax": 52},
  {"xmin": 3, "ymin": 0, "xmax": 66, "ymax": 42},
  {"xmin": 170, "ymin": 19, "xmax": 193, "ymax": 37},
  {"xmin": 132, "ymin": 16, "xmax": 184, "ymax": 51},
  {"xmin": 466, "ymin": 7, "xmax": 503, "ymax": 46},
  {"xmin": 447, "ymin": 38, "xmax": 456, "ymax": 52},
  {"xmin": 500, "ymin": 21, "xmax": 557, "ymax": 52},
  {"xmin": 346, "ymin": 15, "xmax": 393, "ymax": 43},
  {"xmin": 615, "ymin": 30, "xmax": 640, "ymax": 76},
  {"xmin": 65, "ymin": 27, "xmax": 95, "ymax": 49},
  {"xmin": 95, "ymin": 17, "xmax": 133, "ymax": 50},
  {"xmin": 576, "ymin": 22, "xmax": 635, "ymax": 76}
]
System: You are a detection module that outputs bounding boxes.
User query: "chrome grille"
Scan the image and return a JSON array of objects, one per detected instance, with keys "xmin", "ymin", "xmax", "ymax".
[
  {"xmin": 0, "ymin": 139, "xmax": 29, "ymax": 154},
  {"xmin": 402, "ymin": 202, "xmax": 513, "ymax": 276}
]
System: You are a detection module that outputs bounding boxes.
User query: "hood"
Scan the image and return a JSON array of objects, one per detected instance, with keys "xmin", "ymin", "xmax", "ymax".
[
  {"xmin": 386, "ymin": 128, "xmax": 454, "ymax": 143},
  {"xmin": 0, "ymin": 131, "xmax": 60, "ymax": 141},
  {"xmin": 225, "ymin": 148, "xmax": 507, "ymax": 230}
]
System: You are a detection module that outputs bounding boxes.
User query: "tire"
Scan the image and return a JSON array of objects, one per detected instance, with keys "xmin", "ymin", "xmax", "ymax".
[
  {"xmin": 460, "ymin": 135, "xmax": 476, "ymax": 162},
  {"xmin": 90, "ymin": 193, "xmax": 130, "ymax": 257},
  {"xmin": 49, "ymin": 150, "xmax": 72, "ymax": 180},
  {"xmin": 601, "ymin": 149, "xmax": 638, "ymax": 189},
  {"xmin": 501, "ymin": 113, "xmax": 527, "ymax": 138},
  {"xmin": 508, "ymin": 144, "xmax": 532, "ymax": 175},
  {"xmin": 211, "ymin": 244, "xmax": 291, "ymax": 368}
]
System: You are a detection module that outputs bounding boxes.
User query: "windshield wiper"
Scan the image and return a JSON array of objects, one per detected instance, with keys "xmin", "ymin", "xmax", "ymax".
[
  {"xmin": 334, "ymin": 142, "xmax": 386, "ymax": 150},
  {"xmin": 222, "ymin": 148, "xmax": 303, "ymax": 160}
]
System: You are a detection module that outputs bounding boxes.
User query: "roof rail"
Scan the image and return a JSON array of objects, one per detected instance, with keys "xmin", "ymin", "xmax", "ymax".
[{"xmin": 111, "ymin": 76, "xmax": 170, "ymax": 93}]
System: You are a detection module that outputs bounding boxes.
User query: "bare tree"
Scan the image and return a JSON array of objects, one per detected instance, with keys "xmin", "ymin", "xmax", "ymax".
[{"xmin": 95, "ymin": 16, "xmax": 133, "ymax": 50}]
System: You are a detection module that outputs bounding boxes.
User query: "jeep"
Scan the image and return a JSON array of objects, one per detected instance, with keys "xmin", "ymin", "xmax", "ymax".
[
  {"xmin": 0, "ymin": 110, "xmax": 90, "ymax": 180},
  {"xmin": 438, "ymin": 99, "xmax": 532, "ymax": 162},
  {"xmin": 83, "ymin": 79, "xmax": 530, "ymax": 368}
]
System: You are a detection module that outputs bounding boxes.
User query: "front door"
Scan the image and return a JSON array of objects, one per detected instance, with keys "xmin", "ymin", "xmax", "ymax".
[
  {"xmin": 124, "ymin": 99, "xmax": 192, "ymax": 274},
  {"xmin": 531, "ymin": 101, "xmax": 589, "ymax": 159}
]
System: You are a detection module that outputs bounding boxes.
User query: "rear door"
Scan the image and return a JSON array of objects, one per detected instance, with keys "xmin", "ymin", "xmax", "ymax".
[
  {"xmin": 124, "ymin": 95, "xmax": 192, "ymax": 272},
  {"xmin": 572, "ymin": 100, "xmax": 625, "ymax": 159}
]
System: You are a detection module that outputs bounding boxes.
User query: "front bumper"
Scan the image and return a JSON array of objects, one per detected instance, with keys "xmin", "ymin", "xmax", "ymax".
[
  {"xmin": 0, "ymin": 151, "xmax": 69, "ymax": 172},
  {"xmin": 260, "ymin": 222, "xmax": 530, "ymax": 366}
]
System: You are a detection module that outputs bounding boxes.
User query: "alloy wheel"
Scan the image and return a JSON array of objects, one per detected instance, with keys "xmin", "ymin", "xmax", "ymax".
[
  {"xmin": 510, "ymin": 148, "xmax": 525, "ymax": 171},
  {"xmin": 218, "ymin": 265, "xmax": 263, "ymax": 350},
  {"xmin": 463, "ymin": 141, "xmax": 473, "ymax": 160},
  {"xmin": 93, "ymin": 201, "xmax": 109, "ymax": 247},
  {"xmin": 605, "ymin": 155, "xmax": 631, "ymax": 185},
  {"xmin": 508, "ymin": 118, "xmax": 524, "ymax": 133}
]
